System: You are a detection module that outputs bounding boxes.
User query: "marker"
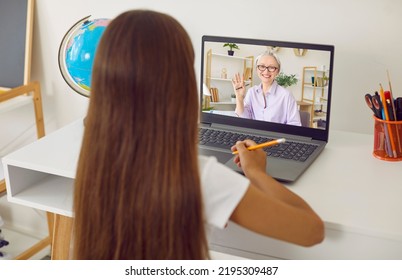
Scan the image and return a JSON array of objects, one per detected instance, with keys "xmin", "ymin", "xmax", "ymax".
[
  {"xmin": 232, "ymin": 138, "xmax": 286, "ymax": 155},
  {"xmin": 396, "ymin": 98, "xmax": 402, "ymax": 121}
]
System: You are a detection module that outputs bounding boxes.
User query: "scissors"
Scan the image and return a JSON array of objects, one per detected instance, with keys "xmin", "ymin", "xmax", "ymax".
[{"xmin": 365, "ymin": 93, "xmax": 383, "ymax": 119}]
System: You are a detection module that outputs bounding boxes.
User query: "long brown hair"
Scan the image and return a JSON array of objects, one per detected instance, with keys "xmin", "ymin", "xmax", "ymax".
[{"xmin": 73, "ymin": 10, "xmax": 208, "ymax": 259}]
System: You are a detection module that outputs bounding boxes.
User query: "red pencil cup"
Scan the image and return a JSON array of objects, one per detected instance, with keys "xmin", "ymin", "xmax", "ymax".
[{"xmin": 372, "ymin": 116, "xmax": 402, "ymax": 161}]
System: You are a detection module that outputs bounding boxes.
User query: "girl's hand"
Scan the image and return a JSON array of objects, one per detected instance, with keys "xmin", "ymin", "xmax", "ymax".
[{"xmin": 231, "ymin": 139, "xmax": 267, "ymax": 179}]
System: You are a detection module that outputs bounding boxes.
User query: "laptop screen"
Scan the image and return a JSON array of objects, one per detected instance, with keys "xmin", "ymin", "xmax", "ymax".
[{"xmin": 200, "ymin": 35, "xmax": 334, "ymax": 142}]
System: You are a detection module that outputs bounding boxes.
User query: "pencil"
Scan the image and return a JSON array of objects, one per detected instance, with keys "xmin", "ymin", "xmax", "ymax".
[
  {"xmin": 232, "ymin": 138, "xmax": 286, "ymax": 155},
  {"xmin": 386, "ymin": 70, "xmax": 402, "ymax": 153},
  {"xmin": 380, "ymin": 83, "xmax": 397, "ymax": 158}
]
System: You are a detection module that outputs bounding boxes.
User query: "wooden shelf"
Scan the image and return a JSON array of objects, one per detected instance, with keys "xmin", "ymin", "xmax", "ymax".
[
  {"xmin": 210, "ymin": 101, "xmax": 236, "ymax": 105},
  {"xmin": 210, "ymin": 77, "xmax": 252, "ymax": 85},
  {"xmin": 303, "ymin": 84, "xmax": 328, "ymax": 89},
  {"xmin": 300, "ymin": 66, "xmax": 329, "ymax": 127},
  {"xmin": 211, "ymin": 52, "xmax": 253, "ymax": 61},
  {"xmin": 205, "ymin": 49, "xmax": 254, "ymax": 110}
]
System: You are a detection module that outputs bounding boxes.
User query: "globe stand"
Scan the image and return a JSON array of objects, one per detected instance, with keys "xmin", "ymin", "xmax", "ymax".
[{"xmin": 58, "ymin": 15, "xmax": 91, "ymax": 97}]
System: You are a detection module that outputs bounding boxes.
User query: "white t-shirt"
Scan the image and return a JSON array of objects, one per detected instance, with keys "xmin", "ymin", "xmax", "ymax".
[{"xmin": 198, "ymin": 155, "xmax": 249, "ymax": 229}]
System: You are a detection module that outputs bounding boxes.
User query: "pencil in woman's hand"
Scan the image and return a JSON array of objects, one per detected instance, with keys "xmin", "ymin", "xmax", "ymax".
[{"xmin": 232, "ymin": 138, "xmax": 286, "ymax": 155}]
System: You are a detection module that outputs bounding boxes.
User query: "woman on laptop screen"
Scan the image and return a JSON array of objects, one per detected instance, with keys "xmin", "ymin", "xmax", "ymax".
[{"xmin": 232, "ymin": 51, "xmax": 301, "ymax": 126}]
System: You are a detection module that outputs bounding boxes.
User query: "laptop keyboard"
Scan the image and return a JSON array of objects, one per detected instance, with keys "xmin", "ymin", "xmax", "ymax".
[{"xmin": 199, "ymin": 128, "xmax": 318, "ymax": 162}]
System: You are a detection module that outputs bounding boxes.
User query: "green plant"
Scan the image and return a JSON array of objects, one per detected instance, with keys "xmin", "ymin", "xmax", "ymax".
[
  {"xmin": 223, "ymin": 43, "xmax": 239, "ymax": 51},
  {"xmin": 275, "ymin": 72, "xmax": 298, "ymax": 88}
]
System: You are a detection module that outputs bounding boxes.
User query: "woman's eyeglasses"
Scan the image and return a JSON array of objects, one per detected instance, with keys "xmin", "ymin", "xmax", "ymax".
[{"xmin": 257, "ymin": 65, "xmax": 278, "ymax": 72}]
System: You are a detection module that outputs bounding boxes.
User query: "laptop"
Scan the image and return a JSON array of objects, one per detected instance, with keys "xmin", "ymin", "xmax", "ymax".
[{"xmin": 198, "ymin": 35, "xmax": 335, "ymax": 182}]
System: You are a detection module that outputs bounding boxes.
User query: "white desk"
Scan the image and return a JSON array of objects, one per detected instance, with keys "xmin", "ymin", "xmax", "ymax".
[{"xmin": 2, "ymin": 119, "xmax": 402, "ymax": 259}]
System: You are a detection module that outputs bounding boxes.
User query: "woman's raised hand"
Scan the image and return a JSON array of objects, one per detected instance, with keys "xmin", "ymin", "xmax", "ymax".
[{"xmin": 232, "ymin": 73, "xmax": 246, "ymax": 100}]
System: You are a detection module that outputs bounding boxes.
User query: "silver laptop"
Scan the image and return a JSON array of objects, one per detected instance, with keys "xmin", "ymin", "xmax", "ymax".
[{"xmin": 199, "ymin": 35, "xmax": 334, "ymax": 182}]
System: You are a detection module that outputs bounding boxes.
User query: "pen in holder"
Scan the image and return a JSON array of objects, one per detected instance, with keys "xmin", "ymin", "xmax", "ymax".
[{"xmin": 372, "ymin": 116, "xmax": 402, "ymax": 161}]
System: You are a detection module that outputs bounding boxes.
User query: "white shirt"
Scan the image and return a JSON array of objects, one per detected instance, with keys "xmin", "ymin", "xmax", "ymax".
[
  {"xmin": 198, "ymin": 155, "xmax": 249, "ymax": 229},
  {"xmin": 241, "ymin": 81, "xmax": 301, "ymax": 126}
]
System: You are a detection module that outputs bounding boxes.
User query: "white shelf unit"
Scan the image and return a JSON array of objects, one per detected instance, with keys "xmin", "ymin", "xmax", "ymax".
[
  {"xmin": 205, "ymin": 50, "xmax": 253, "ymax": 109},
  {"xmin": 301, "ymin": 66, "xmax": 329, "ymax": 128},
  {"xmin": 2, "ymin": 119, "xmax": 83, "ymax": 217}
]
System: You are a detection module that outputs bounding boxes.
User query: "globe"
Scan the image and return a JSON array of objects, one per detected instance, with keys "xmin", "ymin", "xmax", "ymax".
[{"xmin": 58, "ymin": 16, "xmax": 110, "ymax": 97}]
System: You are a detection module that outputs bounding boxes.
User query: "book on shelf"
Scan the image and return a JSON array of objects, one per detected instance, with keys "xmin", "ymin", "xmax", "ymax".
[
  {"xmin": 210, "ymin": 87, "xmax": 219, "ymax": 102},
  {"xmin": 244, "ymin": 67, "xmax": 252, "ymax": 80}
]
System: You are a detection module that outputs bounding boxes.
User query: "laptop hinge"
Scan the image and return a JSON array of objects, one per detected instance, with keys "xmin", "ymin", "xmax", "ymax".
[{"xmin": 199, "ymin": 122, "xmax": 212, "ymax": 128}]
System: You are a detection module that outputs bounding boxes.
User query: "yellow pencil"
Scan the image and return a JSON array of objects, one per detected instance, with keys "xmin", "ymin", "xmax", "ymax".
[
  {"xmin": 232, "ymin": 138, "xmax": 286, "ymax": 155},
  {"xmin": 387, "ymin": 70, "xmax": 402, "ymax": 153}
]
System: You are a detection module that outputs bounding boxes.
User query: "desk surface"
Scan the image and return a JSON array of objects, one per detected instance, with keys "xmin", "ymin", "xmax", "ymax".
[
  {"xmin": 290, "ymin": 129, "xmax": 402, "ymax": 242},
  {"xmin": 2, "ymin": 119, "xmax": 402, "ymax": 259}
]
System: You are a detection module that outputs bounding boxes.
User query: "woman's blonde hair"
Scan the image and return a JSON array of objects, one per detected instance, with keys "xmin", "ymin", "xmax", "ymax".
[{"xmin": 255, "ymin": 51, "xmax": 281, "ymax": 72}]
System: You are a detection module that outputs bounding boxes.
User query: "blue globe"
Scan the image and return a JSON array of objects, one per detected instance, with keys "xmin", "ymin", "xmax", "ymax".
[{"xmin": 58, "ymin": 16, "xmax": 110, "ymax": 97}]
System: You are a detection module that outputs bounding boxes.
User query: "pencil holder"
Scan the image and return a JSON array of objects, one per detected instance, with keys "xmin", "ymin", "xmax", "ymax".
[{"xmin": 372, "ymin": 116, "xmax": 402, "ymax": 161}]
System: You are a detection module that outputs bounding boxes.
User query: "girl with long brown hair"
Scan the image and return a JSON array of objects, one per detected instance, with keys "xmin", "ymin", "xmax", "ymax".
[{"xmin": 73, "ymin": 10, "xmax": 323, "ymax": 260}]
